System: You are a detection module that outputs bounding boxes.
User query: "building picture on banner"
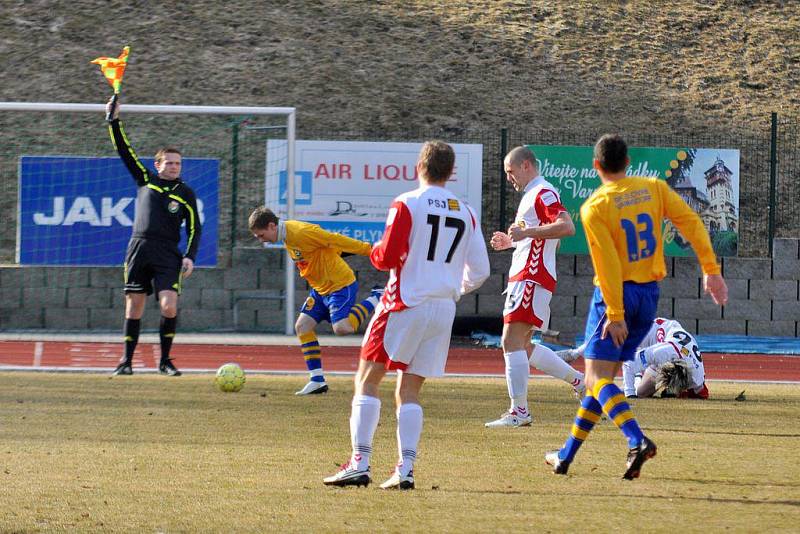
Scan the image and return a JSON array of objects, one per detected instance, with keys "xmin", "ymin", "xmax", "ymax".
[
  {"xmin": 18, "ymin": 156, "xmax": 219, "ymax": 266},
  {"xmin": 528, "ymin": 145, "xmax": 740, "ymax": 257},
  {"xmin": 265, "ymin": 140, "xmax": 483, "ymax": 243}
]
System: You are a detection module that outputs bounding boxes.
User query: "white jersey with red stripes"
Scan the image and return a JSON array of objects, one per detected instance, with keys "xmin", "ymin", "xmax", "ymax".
[
  {"xmin": 634, "ymin": 317, "xmax": 705, "ymax": 390},
  {"xmin": 370, "ymin": 184, "xmax": 490, "ymax": 310},
  {"xmin": 639, "ymin": 317, "xmax": 689, "ymax": 348},
  {"xmin": 508, "ymin": 176, "xmax": 567, "ymax": 291}
]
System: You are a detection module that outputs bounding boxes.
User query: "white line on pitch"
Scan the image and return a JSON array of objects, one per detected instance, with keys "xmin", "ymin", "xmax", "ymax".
[{"xmin": 33, "ymin": 342, "xmax": 43, "ymax": 368}]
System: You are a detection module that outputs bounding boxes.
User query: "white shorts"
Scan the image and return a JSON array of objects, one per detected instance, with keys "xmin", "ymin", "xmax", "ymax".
[
  {"xmin": 361, "ymin": 298, "xmax": 456, "ymax": 378},
  {"xmin": 502, "ymin": 281, "xmax": 552, "ymax": 328}
]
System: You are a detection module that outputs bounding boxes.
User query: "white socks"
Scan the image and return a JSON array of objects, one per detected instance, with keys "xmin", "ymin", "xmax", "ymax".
[
  {"xmin": 530, "ymin": 344, "xmax": 582, "ymax": 384},
  {"xmin": 349, "ymin": 397, "xmax": 423, "ymax": 477},
  {"xmin": 350, "ymin": 394, "xmax": 381, "ymax": 470},
  {"xmin": 504, "ymin": 350, "xmax": 530, "ymax": 414},
  {"xmin": 396, "ymin": 403, "xmax": 423, "ymax": 477}
]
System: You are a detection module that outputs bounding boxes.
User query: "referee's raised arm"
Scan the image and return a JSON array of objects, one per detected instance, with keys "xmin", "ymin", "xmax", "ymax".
[{"xmin": 105, "ymin": 95, "xmax": 149, "ymax": 186}]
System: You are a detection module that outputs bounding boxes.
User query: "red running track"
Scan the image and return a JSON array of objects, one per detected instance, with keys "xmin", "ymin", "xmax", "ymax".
[{"xmin": 1, "ymin": 340, "xmax": 799, "ymax": 382}]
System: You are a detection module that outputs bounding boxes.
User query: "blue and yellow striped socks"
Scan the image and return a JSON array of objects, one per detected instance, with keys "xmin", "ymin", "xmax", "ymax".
[
  {"xmin": 558, "ymin": 393, "xmax": 603, "ymax": 463},
  {"xmin": 594, "ymin": 378, "xmax": 644, "ymax": 448},
  {"xmin": 298, "ymin": 331, "xmax": 325, "ymax": 383},
  {"xmin": 558, "ymin": 378, "xmax": 646, "ymax": 463},
  {"xmin": 347, "ymin": 297, "xmax": 376, "ymax": 331}
]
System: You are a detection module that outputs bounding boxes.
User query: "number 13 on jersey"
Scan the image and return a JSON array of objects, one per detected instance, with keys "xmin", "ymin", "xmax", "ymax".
[{"xmin": 620, "ymin": 213, "xmax": 656, "ymax": 263}]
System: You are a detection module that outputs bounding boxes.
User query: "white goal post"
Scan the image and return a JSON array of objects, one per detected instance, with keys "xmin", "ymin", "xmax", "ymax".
[{"xmin": 0, "ymin": 101, "xmax": 298, "ymax": 335}]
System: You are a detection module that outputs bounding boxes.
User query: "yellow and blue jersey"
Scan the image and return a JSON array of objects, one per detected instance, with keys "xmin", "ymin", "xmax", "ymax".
[
  {"xmin": 283, "ymin": 220, "xmax": 372, "ymax": 295},
  {"xmin": 580, "ymin": 177, "xmax": 719, "ymax": 322}
]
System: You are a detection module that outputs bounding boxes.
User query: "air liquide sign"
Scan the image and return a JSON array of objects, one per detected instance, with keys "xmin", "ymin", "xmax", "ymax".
[
  {"xmin": 265, "ymin": 140, "xmax": 483, "ymax": 242},
  {"xmin": 18, "ymin": 156, "xmax": 219, "ymax": 266}
]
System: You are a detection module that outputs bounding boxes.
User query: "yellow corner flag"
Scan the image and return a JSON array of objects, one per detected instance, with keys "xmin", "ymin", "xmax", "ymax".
[{"xmin": 91, "ymin": 46, "xmax": 130, "ymax": 94}]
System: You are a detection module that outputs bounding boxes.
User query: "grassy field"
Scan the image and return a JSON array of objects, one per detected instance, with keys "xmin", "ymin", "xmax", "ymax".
[{"xmin": 0, "ymin": 372, "xmax": 798, "ymax": 532}]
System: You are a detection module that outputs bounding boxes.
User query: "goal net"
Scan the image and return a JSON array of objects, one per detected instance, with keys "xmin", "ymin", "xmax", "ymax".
[{"xmin": 0, "ymin": 102, "xmax": 297, "ymax": 333}]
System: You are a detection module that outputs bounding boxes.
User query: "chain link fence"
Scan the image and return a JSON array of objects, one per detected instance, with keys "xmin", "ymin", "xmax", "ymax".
[
  {"xmin": 230, "ymin": 118, "xmax": 793, "ymax": 258},
  {"xmin": 1, "ymin": 111, "xmax": 797, "ymax": 263},
  {"xmin": 776, "ymin": 115, "xmax": 800, "ymax": 246}
]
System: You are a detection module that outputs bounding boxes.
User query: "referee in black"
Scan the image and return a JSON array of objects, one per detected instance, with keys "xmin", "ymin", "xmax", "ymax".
[{"xmin": 106, "ymin": 95, "xmax": 201, "ymax": 376}]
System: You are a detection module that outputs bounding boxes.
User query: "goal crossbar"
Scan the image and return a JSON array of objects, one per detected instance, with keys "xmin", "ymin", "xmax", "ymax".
[
  {"xmin": 1, "ymin": 101, "xmax": 298, "ymax": 335},
  {"xmin": 0, "ymin": 102, "xmax": 295, "ymax": 116}
]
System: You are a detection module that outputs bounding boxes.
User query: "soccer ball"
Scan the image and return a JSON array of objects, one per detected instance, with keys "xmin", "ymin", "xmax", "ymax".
[{"xmin": 215, "ymin": 363, "xmax": 246, "ymax": 392}]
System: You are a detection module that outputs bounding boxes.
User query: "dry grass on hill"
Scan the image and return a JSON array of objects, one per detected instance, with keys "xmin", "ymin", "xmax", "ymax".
[{"xmin": 1, "ymin": 1, "xmax": 798, "ymax": 135}]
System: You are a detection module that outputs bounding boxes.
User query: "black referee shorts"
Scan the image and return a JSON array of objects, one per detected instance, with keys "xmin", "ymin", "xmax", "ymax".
[{"xmin": 123, "ymin": 238, "xmax": 183, "ymax": 296}]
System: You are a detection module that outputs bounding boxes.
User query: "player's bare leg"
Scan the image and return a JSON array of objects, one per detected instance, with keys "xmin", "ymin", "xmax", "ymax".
[
  {"xmin": 636, "ymin": 367, "xmax": 659, "ymax": 398},
  {"xmin": 334, "ymin": 286, "xmax": 383, "ymax": 336},
  {"xmin": 331, "ymin": 317, "xmax": 355, "ymax": 336},
  {"xmin": 125, "ymin": 292, "xmax": 147, "ymax": 320}
]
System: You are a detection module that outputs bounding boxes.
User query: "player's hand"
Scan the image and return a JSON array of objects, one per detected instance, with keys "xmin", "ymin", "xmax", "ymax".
[
  {"xmin": 489, "ymin": 231, "xmax": 512, "ymax": 251},
  {"xmin": 601, "ymin": 319, "xmax": 628, "ymax": 348},
  {"xmin": 508, "ymin": 224, "xmax": 530, "ymax": 242},
  {"xmin": 181, "ymin": 257, "xmax": 194, "ymax": 278},
  {"xmin": 704, "ymin": 273, "xmax": 728, "ymax": 306},
  {"xmin": 105, "ymin": 94, "xmax": 120, "ymax": 121}
]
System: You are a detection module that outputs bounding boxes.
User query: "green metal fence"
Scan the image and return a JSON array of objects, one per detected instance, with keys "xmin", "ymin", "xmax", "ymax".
[
  {"xmin": 230, "ymin": 116, "xmax": 796, "ymax": 258},
  {"xmin": 775, "ymin": 114, "xmax": 800, "ymax": 249},
  {"xmin": 1, "ymin": 111, "xmax": 797, "ymax": 265}
]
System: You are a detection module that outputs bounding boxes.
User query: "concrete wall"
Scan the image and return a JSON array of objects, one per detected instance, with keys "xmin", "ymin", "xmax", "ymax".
[{"xmin": 2, "ymin": 238, "xmax": 798, "ymax": 341}]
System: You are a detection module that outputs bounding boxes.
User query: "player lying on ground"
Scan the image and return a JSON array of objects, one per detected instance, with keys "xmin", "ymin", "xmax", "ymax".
[
  {"xmin": 558, "ymin": 317, "xmax": 708, "ymax": 399},
  {"xmin": 249, "ymin": 207, "xmax": 383, "ymax": 395}
]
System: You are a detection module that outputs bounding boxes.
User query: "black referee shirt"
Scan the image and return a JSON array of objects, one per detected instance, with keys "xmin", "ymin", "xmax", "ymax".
[{"xmin": 108, "ymin": 119, "xmax": 202, "ymax": 261}]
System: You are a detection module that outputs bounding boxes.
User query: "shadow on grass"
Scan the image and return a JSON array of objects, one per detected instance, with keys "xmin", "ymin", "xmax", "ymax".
[
  {"xmin": 657, "ymin": 476, "xmax": 800, "ymax": 489},
  {"xmin": 647, "ymin": 427, "xmax": 800, "ymax": 438},
  {"xmin": 447, "ymin": 488, "xmax": 800, "ymax": 507}
]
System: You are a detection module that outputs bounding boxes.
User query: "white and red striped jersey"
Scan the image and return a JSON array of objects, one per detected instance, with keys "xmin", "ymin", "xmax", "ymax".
[
  {"xmin": 634, "ymin": 317, "xmax": 705, "ymax": 390},
  {"xmin": 370, "ymin": 184, "xmax": 490, "ymax": 310},
  {"xmin": 508, "ymin": 176, "xmax": 567, "ymax": 291},
  {"xmin": 639, "ymin": 317, "xmax": 687, "ymax": 347}
]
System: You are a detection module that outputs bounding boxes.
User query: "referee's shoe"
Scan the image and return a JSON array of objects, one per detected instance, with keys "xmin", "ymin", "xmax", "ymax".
[
  {"xmin": 159, "ymin": 359, "xmax": 182, "ymax": 376},
  {"xmin": 111, "ymin": 362, "xmax": 133, "ymax": 376}
]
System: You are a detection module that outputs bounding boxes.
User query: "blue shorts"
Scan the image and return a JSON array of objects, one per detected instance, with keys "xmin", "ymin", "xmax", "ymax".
[
  {"xmin": 582, "ymin": 281, "xmax": 659, "ymax": 362},
  {"xmin": 300, "ymin": 281, "xmax": 359, "ymax": 324}
]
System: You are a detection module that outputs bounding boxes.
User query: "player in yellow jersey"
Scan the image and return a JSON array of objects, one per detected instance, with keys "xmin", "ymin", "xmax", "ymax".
[
  {"xmin": 249, "ymin": 207, "xmax": 383, "ymax": 395},
  {"xmin": 545, "ymin": 134, "xmax": 728, "ymax": 479}
]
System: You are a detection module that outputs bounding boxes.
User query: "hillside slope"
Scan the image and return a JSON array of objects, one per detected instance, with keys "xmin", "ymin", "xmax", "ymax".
[{"xmin": 2, "ymin": 0, "xmax": 797, "ymax": 135}]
